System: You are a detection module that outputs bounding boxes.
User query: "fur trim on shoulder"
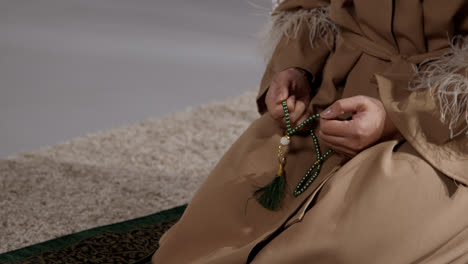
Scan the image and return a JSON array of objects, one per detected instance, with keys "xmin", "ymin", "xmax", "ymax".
[
  {"xmin": 259, "ymin": 7, "xmax": 339, "ymax": 62},
  {"xmin": 410, "ymin": 35, "xmax": 468, "ymax": 138}
]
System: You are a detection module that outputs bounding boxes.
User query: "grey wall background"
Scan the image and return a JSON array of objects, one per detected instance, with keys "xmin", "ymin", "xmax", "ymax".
[{"xmin": 0, "ymin": 0, "xmax": 269, "ymax": 158}]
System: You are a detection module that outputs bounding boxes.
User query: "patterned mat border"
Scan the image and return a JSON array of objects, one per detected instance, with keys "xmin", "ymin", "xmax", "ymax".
[{"xmin": 0, "ymin": 205, "xmax": 187, "ymax": 263}]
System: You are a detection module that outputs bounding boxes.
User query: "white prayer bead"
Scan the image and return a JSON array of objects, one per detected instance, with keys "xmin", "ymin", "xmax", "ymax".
[{"xmin": 280, "ymin": 136, "xmax": 290, "ymax": 146}]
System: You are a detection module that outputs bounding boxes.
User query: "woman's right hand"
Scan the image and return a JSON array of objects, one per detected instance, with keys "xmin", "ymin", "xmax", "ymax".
[{"xmin": 265, "ymin": 68, "xmax": 311, "ymax": 128}]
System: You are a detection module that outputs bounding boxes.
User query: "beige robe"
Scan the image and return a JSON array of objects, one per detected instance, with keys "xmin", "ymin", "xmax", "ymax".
[{"xmin": 153, "ymin": 0, "xmax": 468, "ymax": 263}]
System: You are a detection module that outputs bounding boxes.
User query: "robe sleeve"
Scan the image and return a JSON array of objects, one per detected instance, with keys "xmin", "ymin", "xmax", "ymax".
[
  {"xmin": 256, "ymin": 0, "xmax": 339, "ymax": 114},
  {"xmin": 374, "ymin": 9, "xmax": 468, "ymax": 185}
]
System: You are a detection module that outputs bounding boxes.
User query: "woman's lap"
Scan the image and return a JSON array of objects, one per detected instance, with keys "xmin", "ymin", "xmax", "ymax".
[
  {"xmin": 154, "ymin": 115, "xmax": 468, "ymax": 263},
  {"xmin": 252, "ymin": 140, "xmax": 468, "ymax": 263}
]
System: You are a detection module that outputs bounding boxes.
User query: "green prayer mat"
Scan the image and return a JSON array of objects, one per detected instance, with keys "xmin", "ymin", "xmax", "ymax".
[{"xmin": 0, "ymin": 205, "xmax": 186, "ymax": 264}]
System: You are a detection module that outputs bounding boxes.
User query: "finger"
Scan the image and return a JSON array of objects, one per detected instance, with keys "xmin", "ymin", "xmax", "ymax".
[
  {"xmin": 320, "ymin": 96, "xmax": 367, "ymax": 119},
  {"xmin": 323, "ymin": 142, "xmax": 357, "ymax": 157},
  {"xmin": 274, "ymin": 84, "xmax": 289, "ymax": 104},
  {"xmin": 269, "ymin": 103, "xmax": 286, "ymax": 121},
  {"xmin": 289, "ymin": 110, "xmax": 309, "ymax": 130},
  {"xmin": 319, "ymin": 119, "xmax": 354, "ymax": 137},
  {"xmin": 317, "ymin": 131, "xmax": 357, "ymax": 157},
  {"xmin": 266, "ymin": 84, "xmax": 289, "ymax": 120},
  {"xmin": 266, "ymin": 82, "xmax": 288, "ymax": 108},
  {"xmin": 276, "ymin": 95, "xmax": 297, "ymax": 123},
  {"xmin": 317, "ymin": 129, "xmax": 350, "ymax": 148},
  {"xmin": 289, "ymin": 97, "xmax": 309, "ymax": 125},
  {"xmin": 285, "ymin": 95, "xmax": 296, "ymax": 113},
  {"xmin": 279, "ymin": 102, "xmax": 308, "ymax": 129}
]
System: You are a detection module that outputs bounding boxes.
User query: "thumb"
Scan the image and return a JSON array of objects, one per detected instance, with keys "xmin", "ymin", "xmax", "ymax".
[
  {"xmin": 321, "ymin": 97, "xmax": 363, "ymax": 119},
  {"xmin": 286, "ymin": 95, "xmax": 296, "ymax": 112},
  {"xmin": 277, "ymin": 86, "xmax": 289, "ymax": 103},
  {"xmin": 285, "ymin": 95, "xmax": 298, "ymax": 122}
]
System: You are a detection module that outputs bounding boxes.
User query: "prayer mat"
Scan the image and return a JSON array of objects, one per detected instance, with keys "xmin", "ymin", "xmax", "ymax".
[{"xmin": 0, "ymin": 205, "xmax": 186, "ymax": 264}]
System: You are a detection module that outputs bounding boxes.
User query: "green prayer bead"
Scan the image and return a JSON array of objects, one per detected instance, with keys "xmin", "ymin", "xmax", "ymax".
[{"xmin": 280, "ymin": 100, "xmax": 335, "ymax": 197}]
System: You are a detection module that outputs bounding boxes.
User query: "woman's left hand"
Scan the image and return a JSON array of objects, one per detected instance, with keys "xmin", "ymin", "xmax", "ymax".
[{"xmin": 318, "ymin": 95, "xmax": 400, "ymax": 157}]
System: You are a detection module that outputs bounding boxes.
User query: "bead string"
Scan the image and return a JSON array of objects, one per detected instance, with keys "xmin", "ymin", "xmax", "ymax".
[{"xmin": 281, "ymin": 101, "xmax": 334, "ymax": 197}]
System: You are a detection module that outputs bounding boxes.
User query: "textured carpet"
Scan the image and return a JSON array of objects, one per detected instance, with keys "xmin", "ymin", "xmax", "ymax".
[{"xmin": 0, "ymin": 90, "xmax": 258, "ymax": 254}]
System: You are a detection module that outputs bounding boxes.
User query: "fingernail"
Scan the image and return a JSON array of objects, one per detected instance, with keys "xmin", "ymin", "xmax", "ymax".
[{"xmin": 321, "ymin": 109, "xmax": 332, "ymax": 118}]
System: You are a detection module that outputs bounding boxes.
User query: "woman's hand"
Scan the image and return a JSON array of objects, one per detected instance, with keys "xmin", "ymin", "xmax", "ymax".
[
  {"xmin": 265, "ymin": 68, "xmax": 311, "ymax": 128},
  {"xmin": 318, "ymin": 95, "xmax": 400, "ymax": 157}
]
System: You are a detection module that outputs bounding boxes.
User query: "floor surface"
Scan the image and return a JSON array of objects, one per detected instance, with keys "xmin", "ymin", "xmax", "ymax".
[{"xmin": 0, "ymin": 0, "xmax": 269, "ymax": 157}]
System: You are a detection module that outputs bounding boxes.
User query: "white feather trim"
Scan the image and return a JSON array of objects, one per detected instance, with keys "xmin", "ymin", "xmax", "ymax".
[
  {"xmin": 410, "ymin": 35, "xmax": 468, "ymax": 138},
  {"xmin": 259, "ymin": 7, "xmax": 339, "ymax": 62},
  {"xmin": 272, "ymin": 0, "xmax": 284, "ymax": 10}
]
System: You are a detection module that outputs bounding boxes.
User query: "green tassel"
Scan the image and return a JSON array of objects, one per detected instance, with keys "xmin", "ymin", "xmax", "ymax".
[{"xmin": 255, "ymin": 165, "xmax": 286, "ymax": 210}]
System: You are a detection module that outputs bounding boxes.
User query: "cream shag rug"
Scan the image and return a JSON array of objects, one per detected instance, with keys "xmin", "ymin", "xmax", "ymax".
[{"xmin": 0, "ymin": 90, "xmax": 258, "ymax": 254}]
